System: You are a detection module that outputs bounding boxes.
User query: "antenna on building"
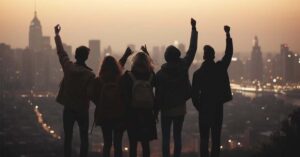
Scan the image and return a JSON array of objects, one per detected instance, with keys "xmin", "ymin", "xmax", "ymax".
[{"xmin": 34, "ymin": 0, "xmax": 37, "ymax": 16}]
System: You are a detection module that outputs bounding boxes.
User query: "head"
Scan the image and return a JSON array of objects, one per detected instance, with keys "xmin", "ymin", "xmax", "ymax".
[
  {"xmin": 164, "ymin": 45, "xmax": 181, "ymax": 63},
  {"xmin": 132, "ymin": 52, "xmax": 154, "ymax": 73},
  {"xmin": 75, "ymin": 46, "xmax": 90, "ymax": 63},
  {"xmin": 99, "ymin": 56, "xmax": 122, "ymax": 81},
  {"xmin": 203, "ymin": 45, "xmax": 215, "ymax": 61}
]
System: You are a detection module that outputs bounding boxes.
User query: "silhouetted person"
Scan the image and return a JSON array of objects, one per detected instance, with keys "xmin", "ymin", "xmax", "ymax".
[
  {"xmin": 54, "ymin": 25, "xmax": 95, "ymax": 157},
  {"xmin": 120, "ymin": 47, "xmax": 157, "ymax": 157},
  {"xmin": 89, "ymin": 47, "xmax": 133, "ymax": 157},
  {"xmin": 155, "ymin": 18, "xmax": 198, "ymax": 157},
  {"xmin": 192, "ymin": 26, "xmax": 233, "ymax": 157}
]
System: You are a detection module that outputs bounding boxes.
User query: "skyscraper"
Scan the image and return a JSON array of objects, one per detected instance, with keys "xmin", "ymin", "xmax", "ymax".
[
  {"xmin": 280, "ymin": 44, "xmax": 297, "ymax": 83},
  {"xmin": 29, "ymin": 11, "xmax": 43, "ymax": 52},
  {"xmin": 88, "ymin": 40, "xmax": 101, "ymax": 72},
  {"xmin": 250, "ymin": 36, "xmax": 263, "ymax": 81}
]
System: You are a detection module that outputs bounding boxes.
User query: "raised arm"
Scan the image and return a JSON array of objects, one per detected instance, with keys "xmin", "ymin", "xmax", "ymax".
[
  {"xmin": 119, "ymin": 47, "xmax": 133, "ymax": 68},
  {"xmin": 141, "ymin": 44, "xmax": 149, "ymax": 56},
  {"xmin": 221, "ymin": 25, "xmax": 233, "ymax": 69},
  {"xmin": 183, "ymin": 18, "xmax": 198, "ymax": 68},
  {"xmin": 54, "ymin": 25, "xmax": 71, "ymax": 70}
]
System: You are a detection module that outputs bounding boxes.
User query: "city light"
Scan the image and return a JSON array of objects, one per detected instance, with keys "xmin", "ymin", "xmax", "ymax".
[
  {"xmin": 232, "ymin": 57, "xmax": 238, "ymax": 61},
  {"xmin": 24, "ymin": 95, "xmax": 61, "ymax": 140}
]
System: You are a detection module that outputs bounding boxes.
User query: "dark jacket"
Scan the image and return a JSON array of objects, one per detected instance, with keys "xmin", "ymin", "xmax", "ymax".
[
  {"xmin": 55, "ymin": 35, "xmax": 95, "ymax": 112},
  {"xmin": 156, "ymin": 29, "xmax": 198, "ymax": 117},
  {"xmin": 120, "ymin": 70, "xmax": 157, "ymax": 141},
  {"xmin": 192, "ymin": 36, "xmax": 233, "ymax": 124}
]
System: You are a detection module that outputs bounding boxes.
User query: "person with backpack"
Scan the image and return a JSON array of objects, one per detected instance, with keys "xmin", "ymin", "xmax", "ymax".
[
  {"xmin": 89, "ymin": 47, "xmax": 133, "ymax": 157},
  {"xmin": 155, "ymin": 18, "xmax": 198, "ymax": 157},
  {"xmin": 120, "ymin": 47, "xmax": 157, "ymax": 157},
  {"xmin": 192, "ymin": 26, "xmax": 233, "ymax": 157},
  {"xmin": 54, "ymin": 24, "xmax": 95, "ymax": 157}
]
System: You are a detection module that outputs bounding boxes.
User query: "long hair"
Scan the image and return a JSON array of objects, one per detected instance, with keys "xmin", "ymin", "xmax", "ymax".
[
  {"xmin": 99, "ymin": 56, "xmax": 122, "ymax": 82},
  {"xmin": 131, "ymin": 52, "xmax": 154, "ymax": 74}
]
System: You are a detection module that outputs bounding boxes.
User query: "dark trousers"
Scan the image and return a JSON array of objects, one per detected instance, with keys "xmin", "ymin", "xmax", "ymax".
[
  {"xmin": 63, "ymin": 108, "xmax": 89, "ymax": 157},
  {"xmin": 161, "ymin": 115, "xmax": 184, "ymax": 157},
  {"xmin": 199, "ymin": 123, "xmax": 222, "ymax": 157},
  {"xmin": 101, "ymin": 125, "xmax": 124, "ymax": 157},
  {"xmin": 127, "ymin": 131, "xmax": 150, "ymax": 157}
]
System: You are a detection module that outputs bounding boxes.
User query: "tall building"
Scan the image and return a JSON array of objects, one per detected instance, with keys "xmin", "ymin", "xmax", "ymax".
[
  {"xmin": 280, "ymin": 44, "xmax": 298, "ymax": 83},
  {"xmin": 29, "ymin": 11, "xmax": 43, "ymax": 52},
  {"xmin": 228, "ymin": 56, "xmax": 244, "ymax": 82},
  {"xmin": 88, "ymin": 40, "xmax": 101, "ymax": 71},
  {"xmin": 250, "ymin": 36, "xmax": 263, "ymax": 81}
]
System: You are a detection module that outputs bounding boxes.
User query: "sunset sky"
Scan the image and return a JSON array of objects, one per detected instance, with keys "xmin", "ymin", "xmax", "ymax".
[{"xmin": 0, "ymin": 0, "xmax": 299, "ymax": 54}]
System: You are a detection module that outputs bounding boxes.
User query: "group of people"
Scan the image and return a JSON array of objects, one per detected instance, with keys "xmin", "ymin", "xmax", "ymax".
[{"xmin": 54, "ymin": 18, "xmax": 233, "ymax": 157}]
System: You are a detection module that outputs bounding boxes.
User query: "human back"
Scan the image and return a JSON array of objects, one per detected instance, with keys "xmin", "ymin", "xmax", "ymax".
[{"xmin": 91, "ymin": 56, "xmax": 125, "ymax": 125}]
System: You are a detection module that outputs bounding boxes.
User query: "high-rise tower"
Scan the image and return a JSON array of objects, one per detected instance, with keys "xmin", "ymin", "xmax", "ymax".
[
  {"xmin": 250, "ymin": 36, "xmax": 263, "ymax": 81},
  {"xmin": 29, "ymin": 11, "xmax": 43, "ymax": 52}
]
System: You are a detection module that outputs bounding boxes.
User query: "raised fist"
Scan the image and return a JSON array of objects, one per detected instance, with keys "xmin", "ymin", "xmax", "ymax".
[
  {"xmin": 124, "ymin": 47, "xmax": 133, "ymax": 56},
  {"xmin": 224, "ymin": 25, "xmax": 230, "ymax": 33},
  {"xmin": 54, "ymin": 24, "xmax": 61, "ymax": 35},
  {"xmin": 191, "ymin": 18, "xmax": 196, "ymax": 27},
  {"xmin": 141, "ymin": 44, "xmax": 148, "ymax": 53}
]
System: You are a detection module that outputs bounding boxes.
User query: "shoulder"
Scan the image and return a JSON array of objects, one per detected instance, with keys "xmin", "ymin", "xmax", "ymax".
[
  {"xmin": 120, "ymin": 71, "xmax": 132, "ymax": 82},
  {"xmin": 216, "ymin": 61, "xmax": 226, "ymax": 70}
]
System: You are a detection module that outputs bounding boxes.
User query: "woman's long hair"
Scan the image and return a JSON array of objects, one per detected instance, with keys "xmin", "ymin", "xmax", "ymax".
[
  {"xmin": 99, "ymin": 56, "xmax": 122, "ymax": 82},
  {"xmin": 131, "ymin": 52, "xmax": 154, "ymax": 74}
]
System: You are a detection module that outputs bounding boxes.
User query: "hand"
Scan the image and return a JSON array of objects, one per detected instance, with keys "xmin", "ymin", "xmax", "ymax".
[
  {"xmin": 191, "ymin": 18, "xmax": 196, "ymax": 27},
  {"xmin": 224, "ymin": 25, "xmax": 230, "ymax": 33},
  {"xmin": 141, "ymin": 44, "xmax": 148, "ymax": 53},
  {"xmin": 54, "ymin": 24, "xmax": 61, "ymax": 35},
  {"xmin": 124, "ymin": 47, "xmax": 133, "ymax": 57}
]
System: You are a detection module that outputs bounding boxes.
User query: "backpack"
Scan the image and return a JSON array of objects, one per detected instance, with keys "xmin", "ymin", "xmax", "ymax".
[
  {"xmin": 94, "ymin": 80, "xmax": 124, "ymax": 125},
  {"xmin": 161, "ymin": 73, "xmax": 191, "ymax": 109},
  {"xmin": 128, "ymin": 72, "xmax": 154, "ymax": 109}
]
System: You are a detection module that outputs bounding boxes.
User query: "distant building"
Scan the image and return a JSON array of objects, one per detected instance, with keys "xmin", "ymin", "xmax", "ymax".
[
  {"xmin": 88, "ymin": 40, "xmax": 101, "ymax": 72},
  {"xmin": 280, "ymin": 44, "xmax": 295, "ymax": 82},
  {"xmin": 250, "ymin": 36, "xmax": 263, "ymax": 81},
  {"xmin": 29, "ymin": 11, "xmax": 43, "ymax": 52},
  {"xmin": 62, "ymin": 43, "xmax": 72, "ymax": 58},
  {"xmin": 228, "ymin": 55, "xmax": 244, "ymax": 82},
  {"xmin": 263, "ymin": 53, "xmax": 276, "ymax": 83}
]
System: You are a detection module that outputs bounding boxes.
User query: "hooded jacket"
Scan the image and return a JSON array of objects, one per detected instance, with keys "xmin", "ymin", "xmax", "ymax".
[
  {"xmin": 156, "ymin": 28, "xmax": 198, "ymax": 117},
  {"xmin": 55, "ymin": 35, "xmax": 95, "ymax": 111}
]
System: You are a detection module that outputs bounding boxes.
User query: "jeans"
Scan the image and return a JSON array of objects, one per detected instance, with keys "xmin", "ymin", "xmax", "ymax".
[
  {"xmin": 199, "ymin": 123, "xmax": 222, "ymax": 157},
  {"xmin": 101, "ymin": 125, "xmax": 124, "ymax": 157},
  {"xmin": 161, "ymin": 115, "xmax": 184, "ymax": 157},
  {"xmin": 63, "ymin": 108, "xmax": 89, "ymax": 157}
]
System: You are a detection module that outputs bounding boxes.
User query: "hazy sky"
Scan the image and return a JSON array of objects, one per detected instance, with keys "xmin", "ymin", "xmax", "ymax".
[{"xmin": 0, "ymin": 0, "xmax": 299, "ymax": 54}]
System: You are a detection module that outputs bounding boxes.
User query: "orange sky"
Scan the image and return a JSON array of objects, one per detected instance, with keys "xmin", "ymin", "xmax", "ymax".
[{"xmin": 0, "ymin": 0, "xmax": 299, "ymax": 54}]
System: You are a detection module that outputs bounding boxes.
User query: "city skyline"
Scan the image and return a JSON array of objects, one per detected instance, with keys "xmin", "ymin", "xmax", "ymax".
[{"xmin": 0, "ymin": 0, "xmax": 300, "ymax": 53}]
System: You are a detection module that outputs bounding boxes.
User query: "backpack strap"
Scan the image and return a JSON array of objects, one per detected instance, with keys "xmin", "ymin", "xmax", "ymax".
[
  {"xmin": 129, "ymin": 71, "xmax": 153, "ymax": 83},
  {"xmin": 128, "ymin": 72, "xmax": 137, "ymax": 82}
]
